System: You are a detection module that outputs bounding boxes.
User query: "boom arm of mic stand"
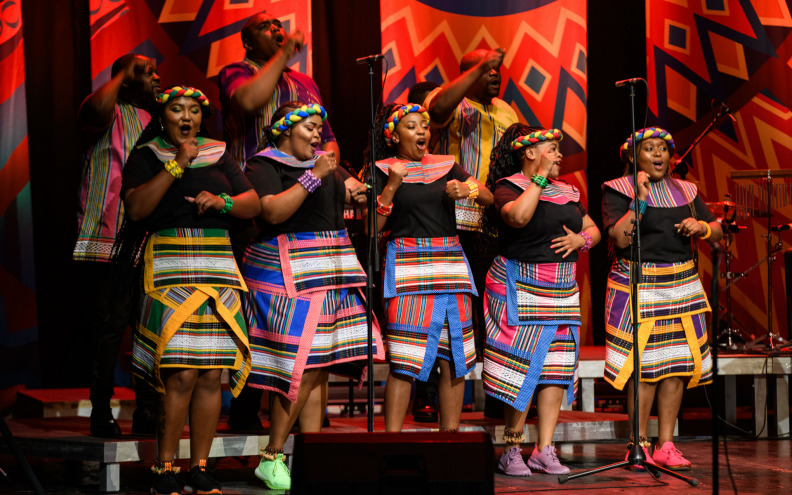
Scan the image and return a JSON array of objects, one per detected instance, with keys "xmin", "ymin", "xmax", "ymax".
[{"xmin": 673, "ymin": 110, "xmax": 727, "ymax": 177}]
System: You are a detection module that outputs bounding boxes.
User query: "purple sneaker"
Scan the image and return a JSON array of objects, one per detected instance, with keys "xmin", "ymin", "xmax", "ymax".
[
  {"xmin": 497, "ymin": 446, "xmax": 531, "ymax": 476},
  {"xmin": 527, "ymin": 444, "xmax": 570, "ymax": 474}
]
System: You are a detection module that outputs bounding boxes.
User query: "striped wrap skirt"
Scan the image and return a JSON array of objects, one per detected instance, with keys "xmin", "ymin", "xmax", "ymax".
[
  {"xmin": 241, "ymin": 230, "xmax": 384, "ymax": 402},
  {"xmin": 483, "ymin": 256, "xmax": 580, "ymax": 411},
  {"xmin": 604, "ymin": 258, "xmax": 713, "ymax": 390},
  {"xmin": 383, "ymin": 236, "xmax": 478, "ymax": 381},
  {"xmin": 131, "ymin": 228, "xmax": 251, "ymax": 397}
]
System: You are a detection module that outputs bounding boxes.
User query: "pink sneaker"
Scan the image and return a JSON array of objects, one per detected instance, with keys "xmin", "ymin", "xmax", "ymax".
[
  {"xmin": 497, "ymin": 446, "xmax": 531, "ymax": 476},
  {"xmin": 527, "ymin": 444, "xmax": 570, "ymax": 475},
  {"xmin": 624, "ymin": 444, "xmax": 657, "ymax": 471},
  {"xmin": 652, "ymin": 441, "xmax": 691, "ymax": 471}
]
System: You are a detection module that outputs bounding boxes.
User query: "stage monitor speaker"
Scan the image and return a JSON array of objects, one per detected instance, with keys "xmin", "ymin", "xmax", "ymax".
[{"xmin": 291, "ymin": 430, "xmax": 494, "ymax": 494}]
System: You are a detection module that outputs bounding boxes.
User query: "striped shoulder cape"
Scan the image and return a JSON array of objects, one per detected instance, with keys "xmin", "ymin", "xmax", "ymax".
[
  {"xmin": 141, "ymin": 136, "xmax": 226, "ymax": 168},
  {"xmin": 254, "ymin": 146, "xmax": 325, "ymax": 169},
  {"xmin": 603, "ymin": 176, "xmax": 697, "ymax": 208},
  {"xmin": 499, "ymin": 173, "xmax": 581, "ymax": 204},
  {"xmin": 375, "ymin": 154, "xmax": 455, "ymax": 184}
]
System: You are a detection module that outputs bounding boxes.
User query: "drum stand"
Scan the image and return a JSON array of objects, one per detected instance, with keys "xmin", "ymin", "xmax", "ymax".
[
  {"xmin": 715, "ymin": 201, "xmax": 747, "ymax": 350},
  {"xmin": 732, "ymin": 169, "xmax": 792, "ymax": 352}
]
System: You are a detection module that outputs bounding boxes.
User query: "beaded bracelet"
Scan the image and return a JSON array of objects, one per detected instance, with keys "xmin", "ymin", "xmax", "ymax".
[
  {"xmin": 163, "ymin": 159, "xmax": 183, "ymax": 179},
  {"xmin": 697, "ymin": 220, "xmax": 712, "ymax": 240},
  {"xmin": 464, "ymin": 179, "xmax": 479, "ymax": 200},
  {"xmin": 579, "ymin": 230, "xmax": 593, "ymax": 252},
  {"xmin": 218, "ymin": 193, "xmax": 233, "ymax": 214},
  {"xmin": 531, "ymin": 174, "xmax": 549, "ymax": 189},
  {"xmin": 629, "ymin": 198, "xmax": 648, "ymax": 215},
  {"xmin": 376, "ymin": 195, "xmax": 393, "ymax": 216},
  {"xmin": 297, "ymin": 170, "xmax": 321, "ymax": 193}
]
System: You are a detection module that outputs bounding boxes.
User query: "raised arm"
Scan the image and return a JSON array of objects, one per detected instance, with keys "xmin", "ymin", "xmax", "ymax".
[
  {"xmin": 426, "ymin": 48, "xmax": 504, "ymax": 125},
  {"xmin": 80, "ymin": 56, "xmax": 152, "ymax": 130},
  {"xmin": 229, "ymin": 32, "xmax": 304, "ymax": 115}
]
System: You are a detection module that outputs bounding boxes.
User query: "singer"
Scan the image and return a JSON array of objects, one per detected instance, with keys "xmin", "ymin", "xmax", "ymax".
[
  {"xmin": 218, "ymin": 12, "xmax": 343, "ymax": 434},
  {"xmin": 602, "ymin": 127, "xmax": 722, "ymax": 471}
]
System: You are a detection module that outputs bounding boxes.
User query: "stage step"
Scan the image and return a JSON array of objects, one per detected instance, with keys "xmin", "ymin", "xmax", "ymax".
[{"xmin": 14, "ymin": 387, "xmax": 136, "ymax": 420}]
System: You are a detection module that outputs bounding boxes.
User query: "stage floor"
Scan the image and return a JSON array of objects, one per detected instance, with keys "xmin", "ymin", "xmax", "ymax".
[
  {"xmin": 0, "ymin": 437, "xmax": 789, "ymax": 494},
  {"xmin": 0, "ymin": 413, "xmax": 790, "ymax": 494}
]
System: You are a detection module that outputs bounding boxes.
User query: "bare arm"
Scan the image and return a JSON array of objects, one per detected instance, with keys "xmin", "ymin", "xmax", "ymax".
[
  {"xmin": 426, "ymin": 48, "xmax": 504, "ymax": 125},
  {"xmin": 374, "ymin": 163, "xmax": 407, "ymax": 232},
  {"xmin": 608, "ymin": 171, "xmax": 650, "ymax": 249},
  {"xmin": 124, "ymin": 140, "xmax": 199, "ymax": 221},
  {"xmin": 229, "ymin": 32, "xmax": 304, "ymax": 115},
  {"xmin": 259, "ymin": 151, "xmax": 336, "ymax": 224},
  {"xmin": 550, "ymin": 215, "xmax": 602, "ymax": 259},
  {"xmin": 80, "ymin": 57, "xmax": 149, "ymax": 130},
  {"xmin": 445, "ymin": 176, "xmax": 494, "ymax": 207}
]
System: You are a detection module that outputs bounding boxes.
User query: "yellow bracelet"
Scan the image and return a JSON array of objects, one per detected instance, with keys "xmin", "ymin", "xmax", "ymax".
[
  {"xmin": 464, "ymin": 179, "xmax": 479, "ymax": 200},
  {"xmin": 698, "ymin": 220, "xmax": 712, "ymax": 239},
  {"xmin": 163, "ymin": 159, "xmax": 183, "ymax": 179}
]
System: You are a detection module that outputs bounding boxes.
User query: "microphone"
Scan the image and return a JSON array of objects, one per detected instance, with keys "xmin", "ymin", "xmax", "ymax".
[
  {"xmin": 771, "ymin": 223, "xmax": 792, "ymax": 232},
  {"xmin": 356, "ymin": 54, "xmax": 384, "ymax": 65},
  {"xmin": 719, "ymin": 100, "xmax": 738, "ymax": 123},
  {"xmin": 615, "ymin": 77, "xmax": 645, "ymax": 87}
]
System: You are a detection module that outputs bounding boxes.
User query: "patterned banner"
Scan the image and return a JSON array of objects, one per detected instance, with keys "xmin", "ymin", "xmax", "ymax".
[
  {"xmin": 379, "ymin": 0, "xmax": 594, "ymax": 344},
  {"xmin": 89, "ymin": 0, "xmax": 312, "ymax": 133},
  {"xmin": 647, "ymin": 0, "xmax": 792, "ymax": 341},
  {"xmin": 0, "ymin": 0, "xmax": 40, "ymax": 389}
]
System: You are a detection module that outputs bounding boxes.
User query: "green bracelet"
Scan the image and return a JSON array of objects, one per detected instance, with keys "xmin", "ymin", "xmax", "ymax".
[
  {"xmin": 531, "ymin": 174, "xmax": 549, "ymax": 189},
  {"xmin": 218, "ymin": 192, "xmax": 233, "ymax": 214}
]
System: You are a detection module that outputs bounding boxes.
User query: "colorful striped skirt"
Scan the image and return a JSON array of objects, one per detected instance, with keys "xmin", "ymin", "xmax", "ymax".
[
  {"xmin": 131, "ymin": 228, "xmax": 251, "ymax": 397},
  {"xmin": 241, "ymin": 231, "xmax": 384, "ymax": 402},
  {"xmin": 383, "ymin": 237, "xmax": 477, "ymax": 380},
  {"xmin": 483, "ymin": 256, "xmax": 579, "ymax": 411},
  {"xmin": 604, "ymin": 258, "xmax": 713, "ymax": 390}
]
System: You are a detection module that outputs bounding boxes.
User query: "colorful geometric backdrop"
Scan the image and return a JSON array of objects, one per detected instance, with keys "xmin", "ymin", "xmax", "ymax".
[
  {"xmin": 379, "ymin": 0, "xmax": 595, "ymax": 343},
  {"xmin": 0, "ymin": 0, "xmax": 39, "ymax": 392},
  {"xmin": 647, "ymin": 0, "xmax": 792, "ymax": 341},
  {"xmin": 89, "ymin": 0, "xmax": 312, "ymax": 135}
]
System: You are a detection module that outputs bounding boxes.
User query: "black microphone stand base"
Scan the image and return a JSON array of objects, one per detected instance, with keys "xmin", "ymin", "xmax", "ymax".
[
  {"xmin": 716, "ymin": 327, "xmax": 747, "ymax": 351},
  {"xmin": 558, "ymin": 444, "xmax": 698, "ymax": 486}
]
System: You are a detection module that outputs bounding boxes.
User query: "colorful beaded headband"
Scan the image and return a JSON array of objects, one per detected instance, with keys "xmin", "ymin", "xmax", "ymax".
[
  {"xmin": 511, "ymin": 129, "xmax": 563, "ymax": 149},
  {"xmin": 383, "ymin": 104, "xmax": 431, "ymax": 145},
  {"xmin": 155, "ymin": 86, "xmax": 210, "ymax": 107},
  {"xmin": 622, "ymin": 127, "xmax": 675, "ymax": 156},
  {"xmin": 270, "ymin": 104, "xmax": 327, "ymax": 138}
]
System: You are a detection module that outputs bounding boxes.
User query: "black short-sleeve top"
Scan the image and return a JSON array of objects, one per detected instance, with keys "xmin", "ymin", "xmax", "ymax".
[
  {"xmin": 374, "ymin": 155, "xmax": 470, "ymax": 239},
  {"xmin": 494, "ymin": 174, "xmax": 586, "ymax": 263},
  {"xmin": 122, "ymin": 137, "xmax": 253, "ymax": 232},
  {"xmin": 601, "ymin": 176, "xmax": 716, "ymax": 263},
  {"xmin": 244, "ymin": 147, "xmax": 352, "ymax": 237}
]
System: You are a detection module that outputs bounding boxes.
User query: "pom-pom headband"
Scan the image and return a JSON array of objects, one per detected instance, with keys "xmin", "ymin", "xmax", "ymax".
[
  {"xmin": 622, "ymin": 127, "xmax": 675, "ymax": 156},
  {"xmin": 156, "ymin": 86, "xmax": 210, "ymax": 107},
  {"xmin": 270, "ymin": 104, "xmax": 327, "ymax": 138},
  {"xmin": 511, "ymin": 129, "xmax": 563, "ymax": 149},
  {"xmin": 383, "ymin": 105, "xmax": 431, "ymax": 145}
]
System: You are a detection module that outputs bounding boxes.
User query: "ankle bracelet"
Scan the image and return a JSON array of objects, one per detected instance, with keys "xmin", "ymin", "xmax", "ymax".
[
  {"xmin": 628, "ymin": 436, "xmax": 651, "ymax": 449},
  {"xmin": 151, "ymin": 460, "xmax": 180, "ymax": 475},
  {"xmin": 260, "ymin": 445, "xmax": 284, "ymax": 461},
  {"xmin": 439, "ymin": 428, "xmax": 458, "ymax": 433},
  {"xmin": 503, "ymin": 429, "xmax": 525, "ymax": 445}
]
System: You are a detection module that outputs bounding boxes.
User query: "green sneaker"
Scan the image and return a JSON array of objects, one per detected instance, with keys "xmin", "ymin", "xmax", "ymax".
[{"xmin": 254, "ymin": 454, "xmax": 291, "ymax": 490}]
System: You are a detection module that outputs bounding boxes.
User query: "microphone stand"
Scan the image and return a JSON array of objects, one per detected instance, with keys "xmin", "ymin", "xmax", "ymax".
[
  {"xmin": 710, "ymin": 243, "xmax": 723, "ymax": 494},
  {"xmin": 673, "ymin": 101, "xmax": 733, "ymax": 180},
  {"xmin": 361, "ymin": 55, "xmax": 380, "ymax": 433},
  {"xmin": 560, "ymin": 81, "xmax": 697, "ymax": 486}
]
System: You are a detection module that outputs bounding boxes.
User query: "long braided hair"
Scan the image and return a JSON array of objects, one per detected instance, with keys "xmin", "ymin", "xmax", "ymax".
[{"xmin": 481, "ymin": 123, "xmax": 544, "ymax": 237}]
